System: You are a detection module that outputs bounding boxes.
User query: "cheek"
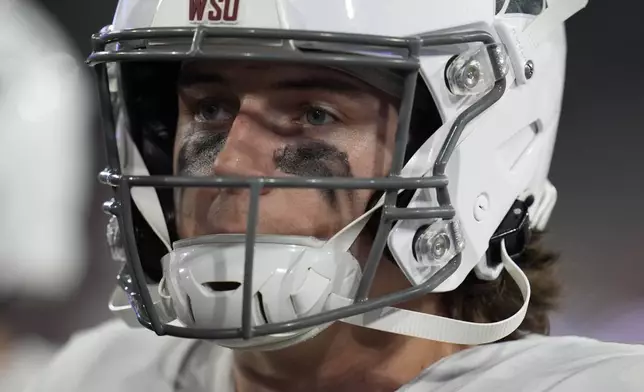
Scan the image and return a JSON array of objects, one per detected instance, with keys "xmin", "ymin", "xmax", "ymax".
[
  {"xmin": 173, "ymin": 104, "xmax": 194, "ymax": 173},
  {"xmin": 175, "ymin": 188, "xmax": 219, "ymax": 238},
  {"xmin": 346, "ymin": 133, "xmax": 393, "ymax": 179},
  {"xmin": 332, "ymin": 116, "xmax": 396, "ymax": 179},
  {"xmin": 175, "ymin": 188, "xmax": 197, "ymax": 238}
]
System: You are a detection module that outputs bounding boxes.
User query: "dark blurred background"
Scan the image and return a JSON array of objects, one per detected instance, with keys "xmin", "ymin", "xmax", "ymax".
[{"xmin": 8, "ymin": 0, "xmax": 643, "ymax": 348}]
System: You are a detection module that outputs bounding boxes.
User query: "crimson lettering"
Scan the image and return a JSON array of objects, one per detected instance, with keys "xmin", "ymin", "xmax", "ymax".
[
  {"xmin": 188, "ymin": 0, "xmax": 208, "ymax": 21},
  {"xmin": 189, "ymin": 0, "xmax": 240, "ymax": 23},
  {"xmin": 208, "ymin": 0, "xmax": 222, "ymax": 21},
  {"xmin": 223, "ymin": 0, "xmax": 240, "ymax": 22}
]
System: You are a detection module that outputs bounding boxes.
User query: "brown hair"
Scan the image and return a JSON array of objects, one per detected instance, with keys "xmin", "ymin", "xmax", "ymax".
[{"xmin": 440, "ymin": 232, "xmax": 562, "ymax": 341}]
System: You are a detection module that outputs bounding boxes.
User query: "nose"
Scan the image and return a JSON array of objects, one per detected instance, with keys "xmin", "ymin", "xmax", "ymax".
[{"xmin": 212, "ymin": 105, "xmax": 276, "ymax": 194}]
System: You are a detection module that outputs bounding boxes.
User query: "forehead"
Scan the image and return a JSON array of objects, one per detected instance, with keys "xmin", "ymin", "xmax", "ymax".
[
  {"xmin": 182, "ymin": 60, "xmax": 353, "ymax": 81},
  {"xmin": 178, "ymin": 60, "xmax": 393, "ymax": 98}
]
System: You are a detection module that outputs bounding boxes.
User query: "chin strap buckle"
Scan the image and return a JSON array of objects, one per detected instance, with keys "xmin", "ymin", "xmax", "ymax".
[
  {"xmin": 487, "ymin": 196, "xmax": 534, "ymax": 268},
  {"xmin": 475, "ymin": 197, "xmax": 533, "ymax": 281}
]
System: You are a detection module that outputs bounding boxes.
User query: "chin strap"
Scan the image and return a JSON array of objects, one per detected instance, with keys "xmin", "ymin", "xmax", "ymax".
[{"xmin": 334, "ymin": 240, "xmax": 530, "ymax": 345}]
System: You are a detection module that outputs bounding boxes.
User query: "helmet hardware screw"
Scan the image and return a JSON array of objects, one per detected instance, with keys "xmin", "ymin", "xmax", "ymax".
[
  {"xmin": 524, "ymin": 60, "xmax": 535, "ymax": 80},
  {"xmin": 102, "ymin": 198, "xmax": 120, "ymax": 216}
]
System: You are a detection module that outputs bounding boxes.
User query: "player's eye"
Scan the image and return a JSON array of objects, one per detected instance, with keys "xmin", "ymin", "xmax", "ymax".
[
  {"xmin": 302, "ymin": 107, "xmax": 337, "ymax": 126},
  {"xmin": 195, "ymin": 99, "xmax": 233, "ymax": 124}
]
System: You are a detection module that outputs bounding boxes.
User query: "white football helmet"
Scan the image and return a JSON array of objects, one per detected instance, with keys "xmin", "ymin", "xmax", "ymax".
[{"xmin": 94, "ymin": 0, "xmax": 587, "ymax": 350}]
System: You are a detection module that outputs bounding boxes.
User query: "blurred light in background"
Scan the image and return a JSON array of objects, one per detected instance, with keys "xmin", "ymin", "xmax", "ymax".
[{"xmin": 0, "ymin": 0, "xmax": 92, "ymax": 390}]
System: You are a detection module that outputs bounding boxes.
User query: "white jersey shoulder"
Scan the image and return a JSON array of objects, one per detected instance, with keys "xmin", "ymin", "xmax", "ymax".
[
  {"xmin": 402, "ymin": 334, "xmax": 644, "ymax": 392},
  {"xmin": 25, "ymin": 319, "xmax": 234, "ymax": 392},
  {"xmin": 28, "ymin": 322, "xmax": 644, "ymax": 392}
]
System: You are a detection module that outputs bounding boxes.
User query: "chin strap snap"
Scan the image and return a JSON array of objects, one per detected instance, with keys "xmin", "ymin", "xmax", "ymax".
[{"xmin": 475, "ymin": 197, "xmax": 533, "ymax": 281}]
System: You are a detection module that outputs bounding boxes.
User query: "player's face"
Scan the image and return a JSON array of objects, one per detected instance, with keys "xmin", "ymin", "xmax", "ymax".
[{"xmin": 174, "ymin": 61, "xmax": 399, "ymax": 240}]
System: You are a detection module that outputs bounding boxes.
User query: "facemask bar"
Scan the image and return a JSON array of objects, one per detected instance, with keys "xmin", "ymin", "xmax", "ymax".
[{"xmin": 91, "ymin": 26, "xmax": 505, "ymax": 340}]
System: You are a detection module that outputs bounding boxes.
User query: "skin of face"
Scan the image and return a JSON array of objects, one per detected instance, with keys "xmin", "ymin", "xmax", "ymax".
[
  {"xmin": 172, "ymin": 60, "xmax": 463, "ymax": 392},
  {"xmin": 174, "ymin": 60, "xmax": 398, "ymax": 241}
]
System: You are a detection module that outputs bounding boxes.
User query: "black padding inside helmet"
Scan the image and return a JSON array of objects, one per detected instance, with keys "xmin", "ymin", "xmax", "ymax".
[{"xmin": 120, "ymin": 61, "xmax": 181, "ymax": 282}]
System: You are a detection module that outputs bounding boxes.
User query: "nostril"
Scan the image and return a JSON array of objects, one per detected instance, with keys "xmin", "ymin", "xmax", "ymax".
[{"xmin": 202, "ymin": 281, "xmax": 241, "ymax": 292}]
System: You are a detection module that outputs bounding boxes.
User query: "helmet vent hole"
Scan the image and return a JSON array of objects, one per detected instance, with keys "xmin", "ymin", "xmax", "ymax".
[
  {"xmin": 185, "ymin": 295, "xmax": 196, "ymax": 324},
  {"xmin": 202, "ymin": 281, "xmax": 241, "ymax": 292},
  {"xmin": 256, "ymin": 292, "xmax": 269, "ymax": 324}
]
